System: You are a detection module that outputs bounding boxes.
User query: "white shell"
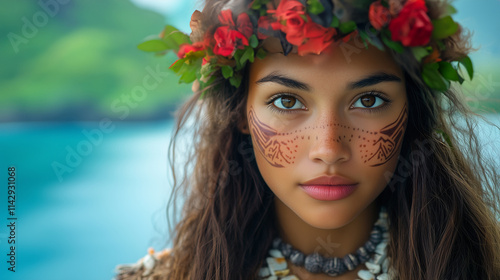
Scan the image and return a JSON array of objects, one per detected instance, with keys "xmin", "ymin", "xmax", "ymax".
[
  {"xmin": 372, "ymin": 253, "xmax": 386, "ymax": 265},
  {"xmin": 259, "ymin": 267, "xmax": 270, "ymax": 277},
  {"xmin": 141, "ymin": 254, "xmax": 157, "ymax": 276},
  {"xmin": 365, "ymin": 261, "xmax": 381, "ymax": 274},
  {"xmin": 357, "ymin": 269, "xmax": 375, "ymax": 280},
  {"xmin": 266, "ymin": 257, "xmax": 288, "ymax": 275},
  {"xmin": 376, "ymin": 273, "xmax": 389, "ymax": 280},
  {"xmin": 382, "ymin": 257, "xmax": 390, "ymax": 272},
  {"xmin": 269, "ymin": 249, "xmax": 284, "ymax": 258},
  {"xmin": 375, "ymin": 241, "xmax": 388, "ymax": 255},
  {"xmin": 143, "ymin": 255, "xmax": 156, "ymax": 269}
]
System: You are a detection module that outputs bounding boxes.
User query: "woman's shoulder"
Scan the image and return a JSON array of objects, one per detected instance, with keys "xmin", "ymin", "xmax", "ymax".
[{"xmin": 114, "ymin": 248, "xmax": 172, "ymax": 280}]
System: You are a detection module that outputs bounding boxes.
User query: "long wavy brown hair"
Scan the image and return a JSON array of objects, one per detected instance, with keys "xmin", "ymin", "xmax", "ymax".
[{"xmin": 163, "ymin": 0, "xmax": 500, "ymax": 279}]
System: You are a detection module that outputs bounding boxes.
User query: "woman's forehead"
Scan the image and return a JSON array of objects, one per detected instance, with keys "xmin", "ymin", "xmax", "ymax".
[{"xmin": 252, "ymin": 37, "xmax": 404, "ymax": 85}]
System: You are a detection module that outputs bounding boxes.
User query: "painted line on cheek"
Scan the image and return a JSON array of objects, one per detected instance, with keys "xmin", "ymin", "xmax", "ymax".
[
  {"xmin": 248, "ymin": 104, "xmax": 407, "ymax": 168},
  {"xmin": 364, "ymin": 103, "xmax": 408, "ymax": 167},
  {"xmin": 248, "ymin": 107, "xmax": 291, "ymax": 167}
]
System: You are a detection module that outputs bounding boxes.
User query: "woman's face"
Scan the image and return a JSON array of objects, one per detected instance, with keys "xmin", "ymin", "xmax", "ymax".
[{"xmin": 244, "ymin": 39, "xmax": 407, "ymax": 229}]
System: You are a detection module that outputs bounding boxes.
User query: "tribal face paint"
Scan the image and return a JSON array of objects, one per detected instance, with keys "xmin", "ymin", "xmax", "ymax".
[
  {"xmin": 247, "ymin": 103, "xmax": 407, "ymax": 168},
  {"xmin": 245, "ymin": 38, "xmax": 407, "ymax": 232}
]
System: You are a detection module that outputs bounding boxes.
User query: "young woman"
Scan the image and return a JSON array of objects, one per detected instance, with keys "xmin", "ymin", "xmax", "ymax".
[{"xmin": 116, "ymin": 0, "xmax": 500, "ymax": 279}]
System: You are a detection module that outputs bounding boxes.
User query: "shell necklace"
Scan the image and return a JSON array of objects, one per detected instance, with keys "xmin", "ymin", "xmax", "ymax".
[{"xmin": 258, "ymin": 208, "xmax": 394, "ymax": 280}]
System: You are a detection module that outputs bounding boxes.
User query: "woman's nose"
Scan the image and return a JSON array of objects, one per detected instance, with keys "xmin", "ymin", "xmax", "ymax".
[{"xmin": 308, "ymin": 120, "xmax": 352, "ymax": 165}]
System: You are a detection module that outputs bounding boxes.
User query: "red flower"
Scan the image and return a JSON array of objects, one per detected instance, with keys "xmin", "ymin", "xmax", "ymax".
[
  {"xmin": 236, "ymin": 13, "xmax": 253, "ymax": 38},
  {"xmin": 369, "ymin": 0, "xmax": 391, "ymax": 30},
  {"xmin": 341, "ymin": 30, "xmax": 359, "ymax": 43},
  {"xmin": 388, "ymin": 0, "xmax": 433, "ymax": 47},
  {"xmin": 297, "ymin": 22, "xmax": 336, "ymax": 55},
  {"xmin": 268, "ymin": 0, "xmax": 305, "ymax": 21},
  {"xmin": 177, "ymin": 43, "xmax": 204, "ymax": 58},
  {"xmin": 213, "ymin": 26, "xmax": 249, "ymax": 57},
  {"xmin": 218, "ymin": 10, "xmax": 235, "ymax": 26},
  {"xmin": 282, "ymin": 14, "xmax": 308, "ymax": 45}
]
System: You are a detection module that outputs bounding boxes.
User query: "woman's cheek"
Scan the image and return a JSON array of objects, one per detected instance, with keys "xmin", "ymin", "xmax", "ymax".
[
  {"xmin": 359, "ymin": 103, "xmax": 408, "ymax": 166},
  {"xmin": 247, "ymin": 104, "xmax": 407, "ymax": 168}
]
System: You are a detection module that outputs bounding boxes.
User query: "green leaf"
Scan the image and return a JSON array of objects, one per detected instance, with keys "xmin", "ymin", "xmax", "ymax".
[
  {"xmin": 359, "ymin": 30, "xmax": 383, "ymax": 50},
  {"xmin": 178, "ymin": 58, "xmax": 201, "ymax": 84},
  {"xmin": 457, "ymin": 72, "xmax": 464, "ymax": 84},
  {"xmin": 411, "ymin": 46, "xmax": 431, "ymax": 63},
  {"xmin": 251, "ymin": 3, "xmax": 261, "ymax": 9},
  {"xmin": 169, "ymin": 58, "xmax": 185, "ymax": 72},
  {"xmin": 221, "ymin": 65, "xmax": 233, "ymax": 79},
  {"xmin": 240, "ymin": 47, "xmax": 254, "ymax": 65},
  {"xmin": 382, "ymin": 33, "xmax": 404, "ymax": 53},
  {"xmin": 422, "ymin": 63, "xmax": 450, "ymax": 91},
  {"xmin": 161, "ymin": 25, "xmax": 191, "ymax": 51},
  {"xmin": 229, "ymin": 75, "xmax": 242, "ymax": 88},
  {"xmin": 233, "ymin": 48, "xmax": 244, "ymax": 68},
  {"xmin": 184, "ymin": 50, "xmax": 205, "ymax": 61},
  {"xmin": 458, "ymin": 56, "xmax": 473, "ymax": 80},
  {"xmin": 339, "ymin": 21, "xmax": 357, "ymax": 34},
  {"xmin": 330, "ymin": 16, "xmax": 339, "ymax": 28},
  {"xmin": 307, "ymin": 0, "xmax": 325, "ymax": 15},
  {"xmin": 137, "ymin": 39, "xmax": 169, "ymax": 52},
  {"xmin": 438, "ymin": 61, "xmax": 460, "ymax": 81},
  {"xmin": 445, "ymin": 4, "xmax": 457, "ymax": 16},
  {"xmin": 251, "ymin": 0, "xmax": 270, "ymax": 10},
  {"xmin": 180, "ymin": 70, "xmax": 197, "ymax": 83},
  {"xmin": 249, "ymin": 34, "xmax": 259, "ymax": 48},
  {"xmin": 256, "ymin": 48, "xmax": 267, "ymax": 59},
  {"xmin": 431, "ymin": 16, "xmax": 459, "ymax": 40},
  {"xmin": 357, "ymin": 31, "xmax": 370, "ymax": 49},
  {"xmin": 200, "ymin": 63, "xmax": 217, "ymax": 80}
]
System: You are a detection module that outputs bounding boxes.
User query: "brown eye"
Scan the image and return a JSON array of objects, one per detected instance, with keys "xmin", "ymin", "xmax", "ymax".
[
  {"xmin": 352, "ymin": 93, "xmax": 386, "ymax": 109},
  {"xmin": 361, "ymin": 95, "xmax": 376, "ymax": 107},
  {"xmin": 272, "ymin": 95, "xmax": 305, "ymax": 110},
  {"xmin": 281, "ymin": 97, "xmax": 296, "ymax": 108}
]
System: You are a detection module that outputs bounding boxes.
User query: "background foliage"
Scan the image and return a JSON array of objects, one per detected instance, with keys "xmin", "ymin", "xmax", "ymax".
[
  {"xmin": 0, "ymin": 0, "xmax": 191, "ymax": 122},
  {"xmin": 0, "ymin": 0, "xmax": 498, "ymax": 121}
]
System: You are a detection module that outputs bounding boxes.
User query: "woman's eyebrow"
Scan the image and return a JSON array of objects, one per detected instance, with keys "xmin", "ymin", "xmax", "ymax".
[
  {"xmin": 348, "ymin": 72, "xmax": 402, "ymax": 89},
  {"xmin": 256, "ymin": 72, "xmax": 311, "ymax": 91}
]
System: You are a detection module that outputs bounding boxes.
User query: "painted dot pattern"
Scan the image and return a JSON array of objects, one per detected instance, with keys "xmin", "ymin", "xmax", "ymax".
[{"xmin": 247, "ymin": 104, "xmax": 408, "ymax": 168}]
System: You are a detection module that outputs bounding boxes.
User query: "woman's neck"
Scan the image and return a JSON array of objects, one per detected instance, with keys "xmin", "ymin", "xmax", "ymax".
[{"xmin": 274, "ymin": 198, "xmax": 379, "ymax": 258}]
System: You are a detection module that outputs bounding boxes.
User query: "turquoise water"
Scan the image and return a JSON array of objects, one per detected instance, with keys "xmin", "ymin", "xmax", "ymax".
[
  {"xmin": 0, "ymin": 115, "xmax": 498, "ymax": 280},
  {"xmin": 0, "ymin": 121, "xmax": 175, "ymax": 280}
]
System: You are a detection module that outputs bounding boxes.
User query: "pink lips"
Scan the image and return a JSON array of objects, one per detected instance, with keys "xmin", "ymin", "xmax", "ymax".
[{"xmin": 299, "ymin": 175, "xmax": 358, "ymax": 201}]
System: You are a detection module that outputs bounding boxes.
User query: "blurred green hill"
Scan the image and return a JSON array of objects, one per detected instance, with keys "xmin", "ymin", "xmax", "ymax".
[
  {"xmin": 0, "ymin": 0, "xmax": 191, "ymax": 122},
  {"xmin": 0, "ymin": 1, "xmax": 498, "ymax": 122}
]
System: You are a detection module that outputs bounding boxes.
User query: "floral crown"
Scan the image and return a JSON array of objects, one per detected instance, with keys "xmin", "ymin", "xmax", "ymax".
[{"xmin": 138, "ymin": 0, "xmax": 474, "ymax": 92}]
